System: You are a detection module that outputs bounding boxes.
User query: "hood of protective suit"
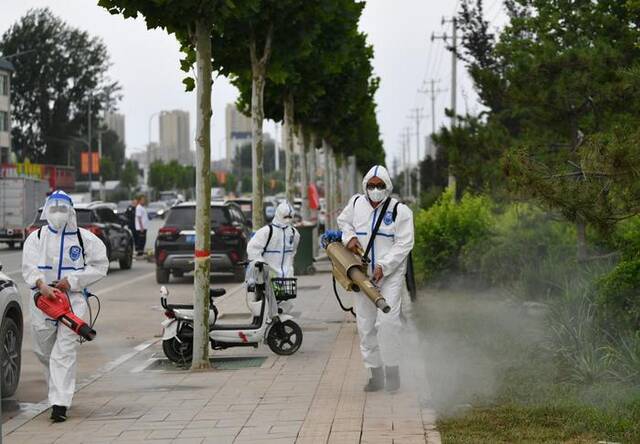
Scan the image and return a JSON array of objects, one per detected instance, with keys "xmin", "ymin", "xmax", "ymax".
[
  {"xmin": 272, "ymin": 201, "xmax": 295, "ymax": 228},
  {"xmin": 40, "ymin": 190, "xmax": 78, "ymax": 232},
  {"xmin": 362, "ymin": 165, "xmax": 393, "ymax": 202}
]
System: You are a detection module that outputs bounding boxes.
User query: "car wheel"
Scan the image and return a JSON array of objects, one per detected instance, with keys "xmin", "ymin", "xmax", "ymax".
[
  {"xmin": 7, "ymin": 242, "xmax": 14, "ymax": 250},
  {"xmin": 1, "ymin": 317, "xmax": 22, "ymax": 397},
  {"xmin": 119, "ymin": 245, "xmax": 133, "ymax": 270},
  {"xmin": 156, "ymin": 267, "xmax": 170, "ymax": 284}
]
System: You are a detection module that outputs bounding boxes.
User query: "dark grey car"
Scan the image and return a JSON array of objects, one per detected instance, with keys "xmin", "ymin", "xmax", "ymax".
[{"xmin": 0, "ymin": 262, "xmax": 23, "ymax": 397}]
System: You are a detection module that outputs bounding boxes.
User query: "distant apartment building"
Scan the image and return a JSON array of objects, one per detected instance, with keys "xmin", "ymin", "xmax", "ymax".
[
  {"xmin": 147, "ymin": 142, "xmax": 163, "ymax": 163},
  {"xmin": 225, "ymin": 103, "xmax": 252, "ymax": 170},
  {"xmin": 104, "ymin": 112, "xmax": 126, "ymax": 144},
  {"xmin": 159, "ymin": 110, "xmax": 191, "ymax": 165},
  {"xmin": 0, "ymin": 59, "xmax": 14, "ymax": 164}
]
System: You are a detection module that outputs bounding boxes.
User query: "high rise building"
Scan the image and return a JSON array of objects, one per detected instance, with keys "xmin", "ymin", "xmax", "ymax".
[
  {"xmin": 0, "ymin": 59, "xmax": 14, "ymax": 164},
  {"xmin": 225, "ymin": 103, "xmax": 252, "ymax": 169},
  {"xmin": 159, "ymin": 110, "xmax": 191, "ymax": 165},
  {"xmin": 103, "ymin": 112, "xmax": 125, "ymax": 145}
]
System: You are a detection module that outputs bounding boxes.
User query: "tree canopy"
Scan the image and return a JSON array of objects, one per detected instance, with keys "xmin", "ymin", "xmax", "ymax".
[
  {"xmin": 0, "ymin": 8, "xmax": 120, "ymax": 164},
  {"xmin": 429, "ymin": 0, "xmax": 640, "ymax": 241}
]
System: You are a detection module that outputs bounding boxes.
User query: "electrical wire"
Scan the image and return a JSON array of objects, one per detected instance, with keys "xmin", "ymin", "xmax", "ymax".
[
  {"xmin": 332, "ymin": 276, "xmax": 356, "ymax": 318},
  {"xmin": 79, "ymin": 292, "xmax": 101, "ymax": 344}
]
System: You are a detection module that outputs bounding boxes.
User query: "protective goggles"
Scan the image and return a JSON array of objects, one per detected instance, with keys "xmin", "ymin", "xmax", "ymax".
[{"xmin": 366, "ymin": 183, "xmax": 386, "ymax": 190}]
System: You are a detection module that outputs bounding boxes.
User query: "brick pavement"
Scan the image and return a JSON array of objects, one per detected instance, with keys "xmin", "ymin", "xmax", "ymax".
[{"xmin": 2, "ymin": 264, "xmax": 440, "ymax": 444}]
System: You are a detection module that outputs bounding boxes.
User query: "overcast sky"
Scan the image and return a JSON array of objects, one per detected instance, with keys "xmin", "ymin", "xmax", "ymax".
[{"xmin": 0, "ymin": 0, "xmax": 506, "ymax": 166}]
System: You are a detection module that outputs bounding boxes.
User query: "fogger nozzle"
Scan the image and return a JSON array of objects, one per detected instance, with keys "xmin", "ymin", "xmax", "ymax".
[{"xmin": 326, "ymin": 242, "xmax": 391, "ymax": 313}]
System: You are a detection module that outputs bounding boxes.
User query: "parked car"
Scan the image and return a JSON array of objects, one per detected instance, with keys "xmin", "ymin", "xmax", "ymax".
[
  {"xmin": 147, "ymin": 201, "xmax": 169, "ymax": 219},
  {"xmin": 26, "ymin": 202, "xmax": 134, "ymax": 270},
  {"xmin": 159, "ymin": 191, "xmax": 185, "ymax": 207},
  {"xmin": 226, "ymin": 198, "xmax": 275, "ymax": 227},
  {"xmin": 155, "ymin": 201, "xmax": 251, "ymax": 283},
  {"xmin": 0, "ymin": 261, "xmax": 23, "ymax": 397},
  {"xmin": 116, "ymin": 200, "xmax": 132, "ymax": 215}
]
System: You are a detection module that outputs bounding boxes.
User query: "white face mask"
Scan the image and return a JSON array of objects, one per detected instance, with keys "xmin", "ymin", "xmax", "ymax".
[
  {"xmin": 367, "ymin": 188, "xmax": 387, "ymax": 203},
  {"xmin": 48, "ymin": 212, "xmax": 69, "ymax": 229}
]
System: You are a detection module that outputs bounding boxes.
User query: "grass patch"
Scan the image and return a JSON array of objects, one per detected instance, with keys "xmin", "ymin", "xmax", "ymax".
[{"xmin": 411, "ymin": 290, "xmax": 640, "ymax": 443}]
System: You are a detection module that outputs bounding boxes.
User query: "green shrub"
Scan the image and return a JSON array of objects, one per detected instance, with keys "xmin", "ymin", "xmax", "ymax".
[
  {"xmin": 414, "ymin": 189, "xmax": 493, "ymax": 282},
  {"xmin": 598, "ymin": 216, "xmax": 640, "ymax": 329},
  {"xmin": 463, "ymin": 204, "xmax": 578, "ymax": 298}
]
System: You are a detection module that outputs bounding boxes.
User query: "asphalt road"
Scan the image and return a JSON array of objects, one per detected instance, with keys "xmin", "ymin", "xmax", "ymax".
[{"xmin": 0, "ymin": 219, "xmax": 245, "ymax": 423}]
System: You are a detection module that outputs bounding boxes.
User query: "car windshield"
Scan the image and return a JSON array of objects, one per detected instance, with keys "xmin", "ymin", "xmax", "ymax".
[
  {"xmin": 33, "ymin": 209, "xmax": 93, "ymax": 225},
  {"xmin": 164, "ymin": 207, "xmax": 229, "ymax": 227},
  {"xmin": 159, "ymin": 192, "xmax": 177, "ymax": 202},
  {"xmin": 149, "ymin": 202, "xmax": 166, "ymax": 209},
  {"xmin": 117, "ymin": 201, "xmax": 130, "ymax": 209}
]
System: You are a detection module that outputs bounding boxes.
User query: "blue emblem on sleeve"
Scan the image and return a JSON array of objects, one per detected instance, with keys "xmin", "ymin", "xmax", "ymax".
[
  {"xmin": 383, "ymin": 211, "xmax": 394, "ymax": 226},
  {"xmin": 69, "ymin": 245, "xmax": 82, "ymax": 261}
]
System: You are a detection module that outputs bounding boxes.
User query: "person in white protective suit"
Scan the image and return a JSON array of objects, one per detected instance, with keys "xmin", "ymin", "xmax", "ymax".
[
  {"xmin": 22, "ymin": 190, "xmax": 108, "ymax": 422},
  {"xmin": 247, "ymin": 200, "xmax": 301, "ymax": 279},
  {"xmin": 337, "ymin": 165, "xmax": 414, "ymax": 392}
]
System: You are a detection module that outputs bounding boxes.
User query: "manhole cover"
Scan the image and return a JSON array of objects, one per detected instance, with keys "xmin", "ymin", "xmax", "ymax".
[
  {"xmin": 298, "ymin": 285, "xmax": 322, "ymax": 291},
  {"xmin": 145, "ymin": 356, "xmax": 268, "ymax": 371}
]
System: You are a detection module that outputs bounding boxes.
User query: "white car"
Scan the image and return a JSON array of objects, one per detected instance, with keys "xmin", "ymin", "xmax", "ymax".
[{"xmin": 0, "ymin": 261, "xmax": 23, "ymax": 397}]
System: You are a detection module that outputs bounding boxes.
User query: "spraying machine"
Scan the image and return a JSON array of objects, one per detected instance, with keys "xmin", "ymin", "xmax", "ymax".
[
  {"xmin": 322, "ymin": 231, "xmax": 390, "ymax": 314},
  {"xmin": 34, "ymin": 288, "xmax": 96, "ymax": 341}
]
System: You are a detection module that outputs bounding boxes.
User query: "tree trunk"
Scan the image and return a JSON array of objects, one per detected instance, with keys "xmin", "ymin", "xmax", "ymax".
[
  {"xmin": 283, "ymin": 92, "xmax": 295, "ymax": 203},
  {"xmin": 323, "ymin": 140, "xmax": 331, "ymax": 229},
  {"xmin": 249, "ymin": 28, "xmax": 272, "ymax": 229},
  {"xmin": 331, "ymin": 152, "xmax": 339, "ymax": 223},
  {"xmin": 300, "ymin": 126, "xmax": 310, "ymax": 221},
  {"xmin": 576, "ymin": 219, "xmax": 588, "ymax": 262},
  {"xmin": 191, "ymin": 19, "xmax": 212, "ymax": 371}
]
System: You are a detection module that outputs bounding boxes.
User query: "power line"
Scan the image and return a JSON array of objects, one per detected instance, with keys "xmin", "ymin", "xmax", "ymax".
[
  {"xmin": 431, "ymin": 14, "xmax": 461, "ymax": 189},
  {"xmin": 407, "ymin": 108, "xmax": 428, "ymax": 195}
]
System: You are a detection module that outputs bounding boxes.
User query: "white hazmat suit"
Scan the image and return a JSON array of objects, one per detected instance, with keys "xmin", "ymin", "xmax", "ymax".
[
  {"xmin": 22, "ymin": 190, "xmax": 108, "ymax": 409},
  {"xmin": 247, "ymin": 201, "xmax": 300, "ymax": 278},
  {"xmin": 337, "ymin": 165, "xmax": 414, "ymax": 370}
]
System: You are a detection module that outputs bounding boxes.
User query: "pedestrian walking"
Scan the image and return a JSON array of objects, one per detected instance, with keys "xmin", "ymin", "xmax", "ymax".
[
  {"xmin": 22, "ymin": 190, "xmax": 108, "ymax": 422},
  {"xmin": 337, "ymin": 165, "xmax": 414, "ymax": 392},
  {"xmin": 135, "ymin": 195, "xmax": 149, "ymax": 257}
]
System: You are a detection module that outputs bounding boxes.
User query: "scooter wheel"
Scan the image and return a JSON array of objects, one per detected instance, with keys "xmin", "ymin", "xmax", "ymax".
[
  {"xmin": 266, "ymin": 320, "xmax": 303, "ymax": 356},
  {"xmin": 162, "ymin": 338, "xmax": 193, "ymax": 365}
]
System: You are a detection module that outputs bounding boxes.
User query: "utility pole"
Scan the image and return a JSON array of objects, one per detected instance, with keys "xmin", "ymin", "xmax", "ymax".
[
  {"xmin": 399, "ymin": 133, "xmax": 407, "ymax": 198},
  {"xmin": 432, "ymin": 16, "xmax": 460, "ymax": 188},
  {"xmin": 408, "ymin": 108, "xmax": 427, "ymax": 198},
  {"xmin": 87, "ymin": 93, "xmax": 93, "ymax": 196},
  {"xmin": 98, "ymin": 127, "xmax": 105, "ymax": 201},
  {"xmin": 405, "ymin": 126, "xmax": 412, "ymax": 198},
  {"xmin": 419, "ymin": 79, "xmax": 447, "ymax": 159},
  {"xmin": 274, "ymin": 122, "xmax": 280, "ymax": 171}
]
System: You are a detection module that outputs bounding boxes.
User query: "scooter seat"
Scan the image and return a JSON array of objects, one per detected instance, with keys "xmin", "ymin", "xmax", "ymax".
[{"xmin": 210, "ymin": 288, "xmax": 226, "ymax": 298}]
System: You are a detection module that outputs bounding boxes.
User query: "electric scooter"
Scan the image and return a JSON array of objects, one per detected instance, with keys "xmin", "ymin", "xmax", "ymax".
[{"xmin": 159, "ymin": 261, "xmax": 303, "ymax": 364}]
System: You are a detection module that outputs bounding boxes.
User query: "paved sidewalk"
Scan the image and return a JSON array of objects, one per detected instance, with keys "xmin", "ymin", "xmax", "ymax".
[{"xmin": 2, "ymin": 264, "xmax": 440, "ymax": 444}]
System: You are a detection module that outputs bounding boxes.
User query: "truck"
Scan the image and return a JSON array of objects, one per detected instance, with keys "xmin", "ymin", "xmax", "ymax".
[{"xmin": 0, "ymin": 177, "xmax": 49, "ymax": 248}]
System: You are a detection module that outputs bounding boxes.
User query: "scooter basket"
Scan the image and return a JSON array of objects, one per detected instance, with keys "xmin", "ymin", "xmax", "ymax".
[{"xmin": 271, "ymin": 278, "xmax": 297, "ymax": 301}]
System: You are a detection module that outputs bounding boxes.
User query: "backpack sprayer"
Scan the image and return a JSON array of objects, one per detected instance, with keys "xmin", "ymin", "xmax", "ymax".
[
  {"xmin": 321, "ymin": 231, "xmax": 390, "ymax": 315},
  {"xmin": 34, "ymin": 288, "xmax": 97, "ymax": 341}
]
